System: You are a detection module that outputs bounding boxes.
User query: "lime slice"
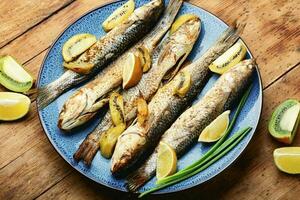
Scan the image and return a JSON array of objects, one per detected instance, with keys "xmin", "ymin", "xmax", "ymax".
[{"xmin": 198, "ymin": 110, "xmax": 230, "ymax": 142}]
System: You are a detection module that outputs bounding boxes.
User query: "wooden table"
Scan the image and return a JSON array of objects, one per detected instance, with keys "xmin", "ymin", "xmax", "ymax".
[{"xmin": 0, "ymin": 0, "xmax": 299, "ymax": 199}]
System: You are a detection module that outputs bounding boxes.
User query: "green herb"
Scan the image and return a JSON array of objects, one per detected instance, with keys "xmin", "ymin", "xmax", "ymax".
[
  {"xmin": 139, "ymin": 127, "xmax": 252, "ymax": 198},
  {"xmin": 138, "ymin": 85, "xmax": 253, "ymax": 198}
]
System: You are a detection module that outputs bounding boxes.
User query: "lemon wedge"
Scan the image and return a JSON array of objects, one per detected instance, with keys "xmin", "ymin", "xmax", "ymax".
[
  {"xmin": 122, "ymin": 52, "xmax": 142, "ymax": 89},
  {"xmin": 209, "ymin": 41, "xmax": 247, "ymax": 74},
  {"xmin": 273, "ymin": 147, "xmax": 300, "ymax": 174},
  {"xmin": 170, "ymin": 14, "xmax": 198, "ymax": 35},
  {"xmin": 102, "ymin": 0, "xmax": 135, "ymax": 32},
  {"xmin": 198, "ymin": 110, "xmax": 230, "ymax": 142},
  {"xmin": 0, "ymin": 92, "xmax": 31, "ymax": 121},
  {"xmin": 156, "ymin": 142, "xmax": 177, "ymax": 180}
]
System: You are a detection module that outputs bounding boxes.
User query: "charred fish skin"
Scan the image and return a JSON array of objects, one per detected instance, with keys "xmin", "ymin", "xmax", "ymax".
[
  {"xmin": 111, "ymin": 28, "xmax": 240, "ymax": 176},
  {"xmin": 37, "ymin": 0, "xmax": 165, "ymax": 109},
  {"xmin": 126, "ymin": 59, "xmax": 255, "ymax": 192},
  {"xmin": 58, "ymin": 0, "xmax": 184, "ymax": 131},
  {"xmin": 73, "ymin": 11, "xmax": 200, "ymax": 166}
]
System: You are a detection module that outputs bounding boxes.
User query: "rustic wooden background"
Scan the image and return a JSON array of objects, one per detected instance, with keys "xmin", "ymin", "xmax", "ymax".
[{"xmin": 0, "ymin": 0, "xmax": 299, "ymax": 199}]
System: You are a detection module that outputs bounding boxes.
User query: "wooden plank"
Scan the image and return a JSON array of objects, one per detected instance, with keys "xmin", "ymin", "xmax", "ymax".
[
  {"xmin": 0, "ymin": 0, "xmax": 299, "ymax": 199},
  {"xmin": 0, "ymin": 140, "xmax": 71, "ymax": 200},
  {"xmin": 0, "ymin": 0, "xmax": 109, "ymax": 65},
  {"xmin": 0, "ymin": 51, "xmax": 46, "ymax": 169},
  {"xmin": 29, "ymin": 64, "xmax": 300, "ymax": 200},
  {"xmin": 188, "ymin": 0, "xmax": 300, "ymax": 87},
  {"xmin": 0, "ymin": 0, "xmax": 74, "ymax": 48}
]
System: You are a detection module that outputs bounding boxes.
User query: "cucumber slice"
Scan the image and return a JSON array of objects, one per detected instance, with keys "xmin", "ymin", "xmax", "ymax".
[{"xmin": 0, "ymin": 56, "xmax": 33, "ymax": 92}]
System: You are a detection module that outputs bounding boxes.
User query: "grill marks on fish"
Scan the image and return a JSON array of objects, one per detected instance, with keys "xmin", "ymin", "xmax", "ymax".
[
  {"xmin": 37, "ymin": 0, "xmax": 165, "ymax": 109},
  {"xmin": 126, "ymin": 59, "xmax": 255, "ymax": 192},
  {"xmin": 58, "ymin": 0, "xmax": 184, "ymax": 131},
  {"xmin": 73, "ymin": 10, "xmax": 200, "ymax": 166}
]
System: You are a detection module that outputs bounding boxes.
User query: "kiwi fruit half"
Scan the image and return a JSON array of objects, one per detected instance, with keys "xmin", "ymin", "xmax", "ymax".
[
  {"xmin": 268, "ymin": 99, "xmax": 300, "ymax": 144},
  {"xmin": 0, "ymin": 56, "xmax": 33, "ymax": 93}
]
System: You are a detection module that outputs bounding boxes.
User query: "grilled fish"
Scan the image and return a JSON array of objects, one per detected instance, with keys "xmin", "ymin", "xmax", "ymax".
[
  {"xmin": 111, "ymin": 28, "xmax": 240, "ymax": 175},
  {"xmin": 58, "ymin": 0, "xmax": 184, "ymax": 130},
  {"xmin": 126, "ymin": 59, "xmax": 255, "ymax": 191},
  {"xmin": 73, "ymin": 14, "xmax": 201, "ymax": 165},
  {"xmin": 37, "ymin": 0, "xmax": 165, "ymax": 109}
]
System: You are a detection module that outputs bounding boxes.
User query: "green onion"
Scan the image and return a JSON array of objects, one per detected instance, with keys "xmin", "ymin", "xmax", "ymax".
[
  {"xmin": 138, "ymin": 85, "xmax": 253, "ymax": 198},
  {"xmin": 139, "ymin": 127, "xmax": 252, "ymax": 198},
  {"xmin": 156, "ymin": 85, "xmax": 252, "ymax": 185}
]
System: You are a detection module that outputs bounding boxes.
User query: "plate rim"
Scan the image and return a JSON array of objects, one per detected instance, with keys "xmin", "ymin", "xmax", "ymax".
[{"xmin": 36, "ymin": 0, "xmax": 263, "ymax": 195}]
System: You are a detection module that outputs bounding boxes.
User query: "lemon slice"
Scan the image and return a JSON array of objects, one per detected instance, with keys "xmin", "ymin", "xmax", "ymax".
[
  {"xmin": 170, "ymin": 14, "xmax": 198, "ymax": 35},
  {"xmin": 62, "ymin": 33, "xmax": 97, "ymax": 62},
  {"xmin": 209, "ymin": 41, "xmax": 247, "ymax": 74},
  {"xmin": 198, "ymin": 110, "xmax": 230, "ymax": 142},
  {"xmin": 102, "ymin": 0, "xmax": 135, "ymax": 32},
  {"xmin": 0, "ymin": 56, "xmax": 33, "ymax": 93},
  {"xmin": 156, "ymin": 142, "xmax": 177, "ymax": 180},
  {"xmin": 122, "ymin": 52, "xmax": 142, "ymax": 89},
  {"xmin": 0, "ymin": 92, "xmax": 31, "ymax": 121},
  {"xmin": 174, "ymin": 71, "xmax": 191, "ymax": 97},
  {"xmin": 273, "ymin": 147, "xmax": 300, "ymax": 174}
]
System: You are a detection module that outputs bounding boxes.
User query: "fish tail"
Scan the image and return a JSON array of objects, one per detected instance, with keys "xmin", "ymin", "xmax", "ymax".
[
  {"xmin": 73, "ymin": 133, "xmax": 100, "ymax": 165},
  {"xmin": 126, "ymin": 167, "xmax": 154, "ymax": 192},
  {"xmin": 37, "ymin": 70, "xmax": 83, "ymax": 109},
  {"xmin": 125, "ymin": 152, "xmax": 158, "ymax": 192},
  {"xmin": 219, "ymin": 27, "xmax": 240, "ymax": 46},
  {"xmin": 145, "ymin": 0, "xmax": 183, "ymax": 49}
]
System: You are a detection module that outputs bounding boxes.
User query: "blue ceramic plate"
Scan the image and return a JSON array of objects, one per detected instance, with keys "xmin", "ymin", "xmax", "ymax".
[{"xmin": 37, "ymin": 0, "xmax": 262, "ymax": 194}]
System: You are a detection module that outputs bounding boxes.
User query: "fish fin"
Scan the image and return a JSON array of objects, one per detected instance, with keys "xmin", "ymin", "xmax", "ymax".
[
  {"xmin": 73, "ymin": 133, "xmax": 99, "ymax": 165},
  {"xmin": 126, "ymin": 170, "xmax": 151, "ymax": 192},
  {"xmin": 37, "ymin": 70, "xmax": 82, "ymax": 109},
  {"xmin": 221, "ymin": 27, "xmax": 239, "ymax": 45}
]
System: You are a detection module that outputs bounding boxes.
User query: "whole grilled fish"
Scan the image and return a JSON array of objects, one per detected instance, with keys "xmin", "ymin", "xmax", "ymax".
[
  {"xmin": 58, "ymin": 0, "xmax": 184, "ymax": 130},
  {"xmin": 37, "ymin": 0, "xmax": 165, "ymax": 109},
  {"xmin": 73, "ymin": 15, "xmax": 201, "ymax": 165},
  {"xmin": 111, "ymin": 28, "xmax": 240, "ymax": 175},
  {"xmin": 126, "ymin": 59, "xmax": 255, "ymax": 191}
]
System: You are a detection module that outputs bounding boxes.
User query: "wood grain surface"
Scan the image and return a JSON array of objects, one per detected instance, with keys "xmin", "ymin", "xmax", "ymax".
[{"xmin": 0, "ymin": 0, "xmax": 299, "ymax": 199}]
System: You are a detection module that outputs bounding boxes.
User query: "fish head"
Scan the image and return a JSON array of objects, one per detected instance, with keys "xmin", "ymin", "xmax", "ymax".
[
  {"xmin": 58, "ymin": 88, "xmax": 98, "ymax": 131},
  {"xmin": 111, "ymin": 126, "xmax": 147, "ymax": 175}
]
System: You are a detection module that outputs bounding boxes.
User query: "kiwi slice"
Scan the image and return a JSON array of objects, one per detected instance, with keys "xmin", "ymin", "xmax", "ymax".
[
  {"xmin": 0, "ymin": 56, "xmax": 33, "ymax": 93},
  {"xmin": 268, "ymin": 99, "xmax": 300, "ymax": 144}
]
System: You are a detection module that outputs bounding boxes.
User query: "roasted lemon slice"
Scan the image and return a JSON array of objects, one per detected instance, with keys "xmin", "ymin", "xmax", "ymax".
[
  {"xmin": 156, "ymin": 142, "xmax": 177, "ymax": 180},
  {"xmin": 122, "ymin": 52, "xmax": 142, "ymax": 89},
  {"xmin": 174, "ymin": 71, "xmax": 191, "ymax": 97},
  {"xmin": 136, "ymin": 46, "xmax": 152, "ymax": 72},
  {"xmin": 109, "ymin": 92, "xmax": 125, "ymax": 126},
  {"xmin": 274, "ymin": 147, "xmax": 300, "ymax": 174},
  {"xmin": 0, "ymin": 56, "xmax": 33, "ymax": 93},
  {"xmin": 99, "ymin": 123, "xmax": 126, "ymax": 158},
  {"xmin": 137, "ymin": 97, "xmax": 148, "ymax": 126},
  {"xmin": 198, "ymin": 110, "xmax": 230, "ymax": 142},
  {"xmin": 209, "ymin": 41, "xmax": 247, "ymax": 74},
  {"xmin": 102, "ymin": 0, "xmax": 135, "ymax": 32},
  {"xmin": 0, "ymin": 92, "xmax": 31, "ymax": 121},
  {"xmin": 62, "ymin": 33, "xmax": 97, "ymax": 62},
  {"xmin": 170, "ymin": 14, "xmax": 198, "ymax": 35}
]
